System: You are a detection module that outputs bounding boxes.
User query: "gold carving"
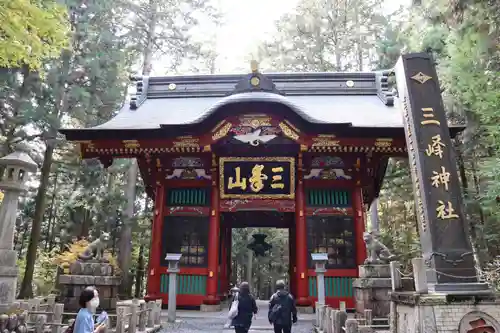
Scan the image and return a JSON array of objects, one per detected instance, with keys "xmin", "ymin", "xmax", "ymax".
[
  {"xmin": 203, "ymin": 145, "xmax": 211, "ymax": 152},
  {"xmin": 271, "ymin": 167, "xmax": 285, "ymax": 189},
  {"xmin": 228, "ymin": 167, "xmax": 247, "ymax": 190},
  {"xmin": 374, "ymin": 138, "xmax": 393, "ymax": 148},
  {"xmin": 239, "ymin": 115, "xmax": 272, "ymax": 128},
  {"xmin": 279, "ymin": 121, "xmax": 299, "ymax": 141},
  {"xmin": 250, "ymin": 76, "xmax": 260, "ymax": 86},
  {"xmin": 123, "ymin": 140, "xmax": 140, "ymax": 149},
  {"xmin": 436, "ymin": 200, "xmax": 459, "ymax": 220},
  {"xmin": 173, "ymin": 136, "xmax": 199, "ymax": 148},
  {"xmin": 411, "ymin": 72, "xmax": 432, "ymax": 84},
  {"xmin": 425, "ymin": 135, "xmax": 445, "ymax": 159},
  {"xmin": 300, "ymin": 144, "xmax": 308, "ymax": 152},
  {"xmin": 219, "ymin": 157, "xmax": 295, "ymax": 199},
  {"xmin": 312, "ymin": 134, "xmax": 339, "ymax": 147},
  {"xmin": 212, "ymin": 122, "xmax": 232, "ymax": 141},
  {"xmin": 249, "ymin": 165, "xmax": 267, "ymax": 192},
  {"xmin": 421, "ymin": 107, "xmax": 440, "ymax": 126},
  {"xmin": 431, "ymin": 166, "xmax": 451, "ymax": 191}
]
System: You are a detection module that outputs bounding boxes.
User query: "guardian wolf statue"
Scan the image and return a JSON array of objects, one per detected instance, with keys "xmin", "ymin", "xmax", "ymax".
[
  {"xmin": 78, "ymin": 232, "xmax": 110, "ymax": 261},
  {"xmin": 363, "ymin": 231, "xmax": 396, "ymax": 264}
]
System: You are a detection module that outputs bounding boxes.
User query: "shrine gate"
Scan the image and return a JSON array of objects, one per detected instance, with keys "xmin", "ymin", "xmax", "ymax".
[{"xmin": 60, "ymin": 64, "xmax": 461, "ymax": 309}]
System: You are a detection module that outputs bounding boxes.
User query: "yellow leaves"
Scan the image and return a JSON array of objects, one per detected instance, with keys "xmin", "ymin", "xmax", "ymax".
[
  {"xmin": 53, "ymin": 239, "xmax": 121, "ymax": 276},
  {"xmin": 0, "ymin": 0, "xmax": 69, "ymax": 71},
  {"xmin": 52, "ymin": 239, "xmax": 89, "ymax": 267}
]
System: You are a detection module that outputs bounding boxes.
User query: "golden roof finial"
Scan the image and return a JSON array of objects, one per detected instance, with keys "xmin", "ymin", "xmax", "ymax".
[{"xmin": 250, "ymin": 60, "xmax": 259, "ymax": 73}]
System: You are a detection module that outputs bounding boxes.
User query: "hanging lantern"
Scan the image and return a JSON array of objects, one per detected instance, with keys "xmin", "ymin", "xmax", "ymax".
[{"xmin": 247, "ymin": 233, "xmax": 272, "ymax": 257}]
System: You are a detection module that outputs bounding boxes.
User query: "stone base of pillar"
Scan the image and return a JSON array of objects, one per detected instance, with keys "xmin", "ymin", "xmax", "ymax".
[
  {"xmin": 0, "ymin": 249, "xmax": 19, "ymax": 313},
  {"xmin": 390, "ymin": 292, "xmax": 500, "ymax": 333},
  {"xmin": 353, "ymin": 264, "xmax": 413, "ymax": 319},
  {"xmin": 200, "ymin": 303, "xmax": 222, "ymax": 312},
  {"xmin": 297, "ymin": 306, "xmax": 314, "ymax": 314}
]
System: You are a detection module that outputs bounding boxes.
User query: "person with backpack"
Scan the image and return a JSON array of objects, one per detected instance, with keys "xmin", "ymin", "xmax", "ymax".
[
  {"xmin": 268, "ymin": 280, "xmax": 297, "ymax": 333},
  {"xmin": 229, "ymin": 282, "xmax": 258, "ymax": 333}
]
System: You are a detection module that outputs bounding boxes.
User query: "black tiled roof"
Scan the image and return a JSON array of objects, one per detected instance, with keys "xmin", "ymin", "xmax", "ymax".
[{"xmin": 60, "ymin": 70, "xmax": 463, "ymax": 140}]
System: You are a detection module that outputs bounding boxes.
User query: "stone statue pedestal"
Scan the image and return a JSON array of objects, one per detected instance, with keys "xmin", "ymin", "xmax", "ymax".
[
  {"xmin": 56, "ymin": 261, "xmax": 121, "ymax": 311},
  {"xmin": 0, "ymin": 250, "xmax": 19, "ymax": 313},
  {"xmin": 352, "ymin": 264, "xmax": 393, "ymax": 318}
]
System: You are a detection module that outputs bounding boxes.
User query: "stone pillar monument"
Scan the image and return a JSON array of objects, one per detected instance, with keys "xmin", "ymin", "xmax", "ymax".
[
  {"xmin": 311, "ymin": 253, "xmax": 327, "ymax": 306},
  {"xmin": 389, "ymin": 53, "xmax": 500, "ymax": 333},
  {"xmin": 165, "ymin": 253, "xmax": 181, "ymax": 323},
  {"xmin": 0, "ymin": 147, "xmax": 37, "ymax": 312}
]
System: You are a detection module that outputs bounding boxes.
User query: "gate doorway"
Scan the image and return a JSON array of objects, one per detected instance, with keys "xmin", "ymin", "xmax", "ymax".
[{"xmin": 221, "ymin": 211, "xmax": 295, "ymax": 300}]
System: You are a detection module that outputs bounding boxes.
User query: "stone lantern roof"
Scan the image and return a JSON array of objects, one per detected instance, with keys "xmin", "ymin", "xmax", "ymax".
[{"xmin": 0, "ymin": 147, "xmax": 37, "ymax": 173}]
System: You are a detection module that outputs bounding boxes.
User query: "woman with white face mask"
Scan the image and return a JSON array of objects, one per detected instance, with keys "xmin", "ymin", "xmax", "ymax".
[{"xmin": 73, "ymin": 287, "xmax": 105, "ymax": 333}]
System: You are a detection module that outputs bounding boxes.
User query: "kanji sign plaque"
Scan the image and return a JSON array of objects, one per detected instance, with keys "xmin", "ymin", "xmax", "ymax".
[{"xmin": 219, "ymin": 157, "xmax": 295, "ymax": 199}]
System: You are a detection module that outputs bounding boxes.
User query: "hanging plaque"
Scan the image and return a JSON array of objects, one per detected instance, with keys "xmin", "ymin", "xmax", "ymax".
[{"xmin": 219, "ymin": 157, "xmax": 295, "ymax": 199}]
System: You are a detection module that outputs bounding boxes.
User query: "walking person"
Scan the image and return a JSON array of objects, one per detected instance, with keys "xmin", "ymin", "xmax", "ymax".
[
  {"xmin": 268, "ymin": 280, "xmax": 297, "ymax": 333},
  {"xmin": 230, "ymin": 282, "xmax": 258, "ymax": 333}
]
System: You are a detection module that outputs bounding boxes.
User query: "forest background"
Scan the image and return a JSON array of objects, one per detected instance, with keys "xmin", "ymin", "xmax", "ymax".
[{"xmin": 1, "ymin": 0, "xmax": 499, "ymax": 299}]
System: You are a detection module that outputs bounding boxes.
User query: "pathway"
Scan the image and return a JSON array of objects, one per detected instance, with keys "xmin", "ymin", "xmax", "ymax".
[{"xmin": 160, "ymin": 300, "xmax": 315, "ymax": 332}]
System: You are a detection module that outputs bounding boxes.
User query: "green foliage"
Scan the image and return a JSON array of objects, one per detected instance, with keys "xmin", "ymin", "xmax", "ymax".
[
  {"xmin": 17, "ymin": 249, "xmax": 58, "ymax": 296},
  {"xmin": 0, "ymin": 0, "xmax": 69, "ymax": 70}
]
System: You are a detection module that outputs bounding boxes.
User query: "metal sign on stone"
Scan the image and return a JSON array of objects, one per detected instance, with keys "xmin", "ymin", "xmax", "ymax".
[{"xmin": 394, "ymin": 53, "xmax": 489, "ymax": 294}]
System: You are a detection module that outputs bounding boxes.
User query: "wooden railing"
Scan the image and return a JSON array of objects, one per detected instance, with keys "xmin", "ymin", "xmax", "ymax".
[{"xmin": 12, "ymin": 297, "xmax": 162, "ymax": 333}]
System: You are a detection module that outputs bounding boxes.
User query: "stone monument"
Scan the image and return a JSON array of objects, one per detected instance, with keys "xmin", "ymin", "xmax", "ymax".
[
  {"xmin": 389, "ymin": 52, "xmax": 498, "ymax": 333},
  {"xmin": 0, "ymin": 147, "xmax": 37, "ymax": 313},
  {"xmin": 56, "ymin": 231, "xmax": 121, "ymax": 311},
  {"xmin": 353, "ymin": 232, "xmax": 398, "ymax": 318}
]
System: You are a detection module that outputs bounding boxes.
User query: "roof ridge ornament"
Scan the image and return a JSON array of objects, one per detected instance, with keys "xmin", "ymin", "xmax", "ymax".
[{"xmin": 230, "ymin": 61, "xmax": 283, "ymax": 95}]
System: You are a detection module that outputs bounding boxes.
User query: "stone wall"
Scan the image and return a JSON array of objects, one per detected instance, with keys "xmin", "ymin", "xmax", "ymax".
[
  {"xmin": 56, "ymin": 261, "xmax": 121, "ymax": 312},
  {"xmin": 392, "ymin": 293, "xmax": 500, "ymax": 333}
]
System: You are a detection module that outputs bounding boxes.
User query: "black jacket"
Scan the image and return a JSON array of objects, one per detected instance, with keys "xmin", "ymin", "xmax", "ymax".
[
  {"xmin": 268, "ymin": 290, "xmax": 298, "ymax": 326},
  {"xmin": 231, "ymin": 293, "xmax": 258, "ymax": 329}
]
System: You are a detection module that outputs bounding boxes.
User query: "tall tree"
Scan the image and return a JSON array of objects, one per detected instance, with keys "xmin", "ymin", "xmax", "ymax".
[
  {"xmin": 0, "ymin": 0, "xmax": 69, "ymax": 71},
  {"xmin": 117, "ymin": 0, "xmax": 220, "ymax": 297},
  {"xmin": 257, "ymin": 0, "xmax": 386, "ymax": 71},
  {"xmin": 18, "ymin": 0, "xmax": 133, "ymax": 297}
]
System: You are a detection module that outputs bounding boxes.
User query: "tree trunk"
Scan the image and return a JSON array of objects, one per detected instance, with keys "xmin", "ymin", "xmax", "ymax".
[
  {"xmin": 18, "ymin": 144, "xmax": 54, "ymax": 298},
  {"xmin": 119, "ymin": 0, "xmax": 158, "ymax": 298},
  {"xmin": 45, "ymin": 168, "xmax": 59, "ymax": 250},
  {"xmin": 455, "ymin": 138, "xmax": 487, "ymax": 267}
]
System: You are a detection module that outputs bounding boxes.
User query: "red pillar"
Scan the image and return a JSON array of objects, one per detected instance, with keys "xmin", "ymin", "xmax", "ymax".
[
  {"xmin": 295, "ymin": 153, "xmax": 310, "ymax": 306},
  {"xmin": 289, "ymin": 225, "xmax": 296, "ymax": 297},
  {"xmin": 227, "ymin": 227, "xmax": 232, "ymax": 288},
  {"xmin": 204, "ymin": 162, "xmax": 220, "ymax": 305},
  {"xmin": 353, "ymin": 182, "xmax": 367, "ymax": 266},
  {"xmin": 220, "ymin": 225, "xmax": 228, "ymax": 297},
  {"xmin": 146, "ymin": 183, "xmax": 165, "ymax": 301}
]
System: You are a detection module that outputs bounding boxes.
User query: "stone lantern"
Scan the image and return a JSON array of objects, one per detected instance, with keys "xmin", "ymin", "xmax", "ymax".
[
  {"xmin": 0, "ymin": 147, "xmax": 37, "ymax": 312},
  {"xmin": 165, "ymin": 253, "xmax": 182, "ymax": 323},
  {"xmin": 311, "ymin": 253, "xmax": 328, "ymax": 306}
]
